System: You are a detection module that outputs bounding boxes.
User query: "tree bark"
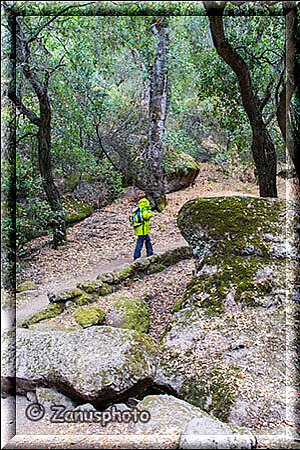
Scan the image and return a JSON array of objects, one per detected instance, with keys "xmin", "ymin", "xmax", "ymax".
[
  {"xmin": 276, "ymin": 2, "xmax": 299, "ymax": 179},
  {"xmin": 145, "ymin": 18, "xmax": 169, "ymax": 211},
  {"xmin": 4, "ymin": 3, "xmax": 67, "ymax": 248},
  {"xmin": 203, "ymin": 1, "xmax": 278, "ymax": 197},
  {"xmin": 38, "ymin": 92, "xmax": 67, "ymax": 249}
]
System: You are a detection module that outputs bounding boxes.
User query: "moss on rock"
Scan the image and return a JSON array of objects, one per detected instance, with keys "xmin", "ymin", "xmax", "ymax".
[
  {"xmin": 77, "ymin": 280, "xmax": 114, "ymax": 296},
  {"xmin": 179, "ymin": 369, "xmax": 237, "ymax": 423},
  {"xmin": 107, "ymin": 295, "xmax": 149, "ymax": 333},
  {"xmin": 73, "ymin": 306, "xmax": 106, "ymax": 328},
  {"xmin": 158, "ymin": 246, "xmax": 193, "ymax": 267},
  {"xmin": 62, "ymin": 195, "xmax": 93, "ymax": 225},
  {"xmin": 178, "ymin": 254, "xmax": 286, "ymax": 315},
  {"xmin": 146, "ymin": 263, "xmax": 165, "ymax": 275},
  {"xmin": 177, "ymin": 196, "xmax": 286, "ymax": 260},
  {"xmin": 112, "ymin": 265, "xmax": 134, "ymax": 282},
  {"xmin": 48, "ymin": 288, "xmax": 85, "ymax": 303},
  {"xmin": 16, "ymin": 280, "xmax": 37, "ymax": 293},
  {"xmin": 22, "ymin": 303, "xmax": 65, "ymax": 328},
  {"xmin": 63, "ymin": 172, "xmax": 81, "ymax": 192}
]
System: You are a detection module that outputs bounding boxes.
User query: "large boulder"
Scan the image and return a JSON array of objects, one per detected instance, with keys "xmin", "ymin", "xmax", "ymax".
[
  {"xmin": 177, "ymin": 196, "xmax": 292, "ymax": 266},
  {"xmin": 164, "ymin": 151, "xmax": 200, "ymax": 194},
  {"xmin": 156, "ymin": 196, "xmax": 298, "ymax": 430},
  {"xmin": 128, "ymin": 394, "xmax": 255, "ymax": 449},
  {"xmin": 2, "ymin": 326, "xmax": 160, "ymax": 407}
]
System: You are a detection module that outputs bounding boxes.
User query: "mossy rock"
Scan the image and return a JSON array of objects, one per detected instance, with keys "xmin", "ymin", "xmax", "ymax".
[
  {"xmin": 158, "ymin": 246, "xmax": 193, "ymax": 267},
  {"xmin": 73, "ymin": 306, "xmax": 106, "ymax": 328},
  {"xmin": 179, "ymin": 369, "xmax": 237, "ymax": 423},
  {"xmin": 112, "ymin": 264, "xmax": 134, "ymax": 283},
  {"xmin": 106, "ymin": 295, "xmax": 149, "ymax": 333},
  {"xmin": 178, "ymin": 254, "xmax": 286, "ymax": 315},
  {"xmin": 156, "ymin": 195, "xmax": 168, "ymax": 212},
  {"xmin": 96, "ymin": 272, "xmax": 118, "ymax": 285},
  {"xmin": 63, "ymin": 172, "xmax": 81, "ymax": 192},
  {"xmin": 61, "ymin": 195, "xmax": 93, "ymax": 225},
  {"xmin": 77, "ymin": 280, "xmax": 114, "ymax": 296},
  {"xmin": 73, "ymin": 292, "xmax": 98, "ymax": 306},
  {"xmin": 146, "ymin": 263, "xmax": 165, "ymax": 275},
  {"xmin": 16, "ymin": 280, "xmax": 37, "ymax": 293},
  {"xmin": 22, "ymin": 303, "xmax": 65, "ymax": 328},
  {"xmin": 48, "ymin": 288, "xmax": 86, "ymax": 303},
  {"xmin": 164, "ymin": 151, "xmax": 200, "ymax": 194},
  {"xmin": 177, "ymin": 196, "xmax": 287, "ymax": 262}
]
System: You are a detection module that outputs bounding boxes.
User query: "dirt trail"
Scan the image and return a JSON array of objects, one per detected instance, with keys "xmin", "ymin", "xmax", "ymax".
[{"xmin": 16, "ymin": 163, "xmax": 288, "ymax": 323}]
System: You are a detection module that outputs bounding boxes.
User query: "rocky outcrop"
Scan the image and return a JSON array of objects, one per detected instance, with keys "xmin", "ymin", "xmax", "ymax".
[
  {"xmin": 2, "ymin": 326, "xmax": 160, "ymax": 407},
  {"xmin": 156, "ymin": 196, "xmax": 297, "ymax": 429},
  {"xmin": 16, "ymin": 280, "xmax": 37, "ymax": 293},
  {"xmin": 179, "ymin": 415, "xmax": 256, "ymax": 449}
]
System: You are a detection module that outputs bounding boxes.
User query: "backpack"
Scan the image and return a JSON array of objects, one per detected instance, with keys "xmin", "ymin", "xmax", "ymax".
[{"xmin": 129, "ymin": 207, "xmax": 143, "ymax": 228}]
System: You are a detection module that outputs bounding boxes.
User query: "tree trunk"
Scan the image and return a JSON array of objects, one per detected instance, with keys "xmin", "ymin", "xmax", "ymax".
[
  {"xmin": 38, "ymin": 96, "xmax": 67, "ymax": 249},
  {"xmin": 276, "ymin": 2, "xmax": 300, "ymax": 179},
  {"xmin": 204, "ymin": 1, "xmax": 278, "ymax": 197},
  {"xmin": 4, "ymin": 3, "xmax": 67, "ymax": 249},
  {"xmin": 252, "ymin": 124, "xmax": 278, "ymax": 197},
  {"xmin": 145, "ymin": 19, "xmax": 169, "ymax": 211}
]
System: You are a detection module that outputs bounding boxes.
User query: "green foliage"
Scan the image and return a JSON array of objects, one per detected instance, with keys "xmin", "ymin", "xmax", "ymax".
[
  {"xmin": 6, "ymin": 5, "xmax": 287, "ymax": 257},
  {"xmin": 96, "ymin": 159, "xmax": 123, "ymax": 203},
  {"xmin": 6, "ymin": 155, "xmax": 53, "ymax": 252}
]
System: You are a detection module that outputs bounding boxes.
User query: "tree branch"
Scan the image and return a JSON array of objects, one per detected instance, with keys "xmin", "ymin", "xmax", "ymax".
[
  {"xmin": 16, "ymin": 132, "xmax": 38, "ymax": 144},
  {"xmin": 8, "ymin": 88, "xmax": 41, "ymax": 126},
  {"xmin": 95, "ymin": 125, "xmax": 120, "ymax": 172},
  {"xmin": 26, "ymin": 2, "xmax": 97, "ymax": 45}
]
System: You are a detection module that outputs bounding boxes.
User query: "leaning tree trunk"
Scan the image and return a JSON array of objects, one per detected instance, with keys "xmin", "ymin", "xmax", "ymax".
[
  {"xmin": 204, "ymin": 1, "xmax": 278, "ymax": 197},
  {"xmin": 145, "ymin": 18, "xmax": 169, "ymax": 211}
]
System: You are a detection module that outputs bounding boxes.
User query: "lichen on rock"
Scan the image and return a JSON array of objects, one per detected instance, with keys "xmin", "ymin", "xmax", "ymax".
[{"xmin": 2, "ymin": 326, "xmax": 160, "ymax": 406}]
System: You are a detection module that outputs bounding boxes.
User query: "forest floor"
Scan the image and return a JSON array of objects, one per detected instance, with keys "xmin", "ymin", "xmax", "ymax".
[{"xmin": 4, "ymin": 163, "xmax": 298, "ymax": 448}]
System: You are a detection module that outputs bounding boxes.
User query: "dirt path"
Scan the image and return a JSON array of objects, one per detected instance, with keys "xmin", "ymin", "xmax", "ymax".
[{"xmin": 16, "ymin": 163, "xmax": 288, "ymax": 323}]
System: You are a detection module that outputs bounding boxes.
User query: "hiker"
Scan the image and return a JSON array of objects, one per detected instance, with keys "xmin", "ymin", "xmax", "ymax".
[{"xmin": 129, "ymin": 198, "xmax": 154, "ymax": 260}]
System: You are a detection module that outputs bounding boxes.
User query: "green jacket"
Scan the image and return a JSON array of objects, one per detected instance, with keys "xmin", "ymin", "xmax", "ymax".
[{"xmin": 133, "ymin": 198, "xmax": 153, "ymax": 236}]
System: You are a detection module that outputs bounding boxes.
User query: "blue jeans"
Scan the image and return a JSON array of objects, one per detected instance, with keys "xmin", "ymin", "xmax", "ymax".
[{"xmin": 134, "ymin": 235, "xmax": 153, "ymax": 259}]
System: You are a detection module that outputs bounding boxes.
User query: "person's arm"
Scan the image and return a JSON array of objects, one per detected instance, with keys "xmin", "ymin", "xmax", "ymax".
[{"xmin": 141, "ymin": 208, "xmax": 153, "ymax": 220}]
